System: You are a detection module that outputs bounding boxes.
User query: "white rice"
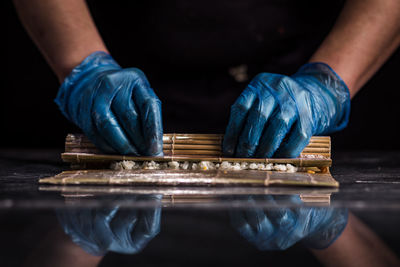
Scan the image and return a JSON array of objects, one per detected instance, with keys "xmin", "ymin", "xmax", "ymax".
[
  {"xmin": 265, "ymin": 163, "xmax": 274, "ymax": 171},
  {"xmin": 240, "ymin": 162, "xmax": 248, "ymax": 170},
  {"xmin": 143, "ymin": 160, "xmax": 159, "ymax": 170},
  {"xmin": 110, "ymin": 160, "xmax": 299, "ymax": 173},
  {"xmin": 286, "ymin": 163, "xmax": 298, "ymax": 173},
  {"xmin": 232, "ymin": 162, "xmax": 242, "ymax": 171},
  {"xmin": 199, "ymin": 161, "xmax": 216, "ymax": 170},
  {"xmin": 110, "ymin": 160, "xmax": 140, "ymax": 170},
  {"xmin": 220, "ymin": 161, "xmax": 232, "ymax": 170},
  {"xmin": 249, "ymin": 163, "xmax": 258, "ymax": 170},
  {"xmin": 180, "ymin": 161, "xmax": 190, "ymax": 170},
  {"xmin": 273, "ymin": 164, "xmax": 287, "ymax": 171},
  {"xmin": 191, "ymin": 163, "xmax": 198, "ymax": 170},
  {"xmin": 168, "ymin": 161, "xmax": 180, "ymax": 169}
]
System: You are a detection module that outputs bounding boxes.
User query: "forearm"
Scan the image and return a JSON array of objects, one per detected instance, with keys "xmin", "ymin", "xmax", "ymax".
[
  {"xmin": 24, "ymin": 225, "xmax": 103, "ymax": 267},
  {"xmin": 13, "ymin": 0, "xmax": 108, "ymax": 82},
  {"xmin": 309, "ymin": 0, "xmax": 400, "ymax": 98},
  {"xmin": 311, "ymin": 213, "xmax": 400, "ymax": 267}
]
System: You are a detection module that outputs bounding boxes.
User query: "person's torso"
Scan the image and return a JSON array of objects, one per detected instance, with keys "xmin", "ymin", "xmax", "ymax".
[{"xmin": 90, "ymin": 0, "xmax": 344, "ymax": 132}]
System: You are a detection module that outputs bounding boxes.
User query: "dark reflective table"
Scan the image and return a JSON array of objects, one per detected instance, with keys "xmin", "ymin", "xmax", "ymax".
[{"xmin": 1, "ymin": 149, "xmax": 399, "ymax": 266}]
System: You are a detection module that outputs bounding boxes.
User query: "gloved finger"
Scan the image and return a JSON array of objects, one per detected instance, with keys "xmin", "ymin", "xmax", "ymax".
[
  {"xmin": 261, "ymin": 195, "xmax": 294, "ymax": 226},
  {"xmin": 261, "ymin": 196, "xmax": 302, "ymax": 250},
  {"xmin": 77, "ymin": 88, "xmax": 117, "ymax": 154},
  {"xmin": 245, "ymin": 208, "xmax": 274, "ymax": 238},
  {"xmin": 107, "ymin": 208, "xmax": 140, "ymax": 254},
  {"xmin": 271, "ymin": 196, "xmax": 313, "ymax": 250},
  {"xmin": 230, "ymin": 209, "xmax": 261, "ymax": 242},
  {"xmin": 264, "ymin": 195, "xmax": 301, "ymax": 219},
  {"xmin": 235, "ymin": 93, "xmax": 276, "ymax": 158},
  {"xmin": 129, "ymin": 198, "xmax": 162, "ymax": 252},
  {"xmin": 129, "ymin": 69, "xmax": 163, "ymax": 156},
  {"xmin": 255, "ymin": 106, "xmax": 296, "ymax": 158},
  {"xmin": 272, "ymin": 194, "xmax": 303, "ymax": 206},
  {"xmin": 230, "ymin": 196, "xmax": 275, "ymax": 242},
  {"xmin": 112, "ymin": 85, "xmax": 147, "ymax": 154},
  {"xmin": 103, "ymin": 195, "xmax": 161, "ymax": 254},
  {"xmin": 56, "ymin": 208, "xmax": 115, "ymax": 256},
  {"xmin": 223, "ymin": 86, "xmax": 257, "ymax": 157},
  {"xmin": 84, "ymin": 71, "xmax": 140, "ymax": 155},
  {"xmin": 84, "ymin": 129, "xmax": 118, "ymax": 155},
  {"xmin": 274, "ymin": 121, "xmax": 312, "ymax": 158},
  {"xmin": 92, "ymin": 101, "xmax": 140, "ymax": 155}
]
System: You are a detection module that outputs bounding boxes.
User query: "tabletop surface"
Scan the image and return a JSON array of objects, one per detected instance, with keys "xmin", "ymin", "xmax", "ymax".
[
  {"xmin": 0, "ymin": 148, "xmax": 399, "ymax": 210},
  {"xmin": 1, "ymin": 149, "xmax": 399, "ymax": 266}
]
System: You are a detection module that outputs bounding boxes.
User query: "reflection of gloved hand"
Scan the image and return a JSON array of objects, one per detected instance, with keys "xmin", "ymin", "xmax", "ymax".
[
  {"xmin": 56, "ymin": 195, "xmax": 162, "ymax": 256},
  {"xmin": 229, "ymin": 195, "xmax": 348, "ymax": 250},
  {"xmin": 223, "ymin": 63, "xmax": 350, "ymax": 158},
  {"xmin": 55, "ymin": 51, "xmax": 163, "ymax": 156}
]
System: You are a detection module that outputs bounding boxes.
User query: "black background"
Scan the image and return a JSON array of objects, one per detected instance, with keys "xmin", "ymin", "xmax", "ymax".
[
  {"xmin": 2, "ymin": 2, "xmax": 400, "ymax": 266},
  {"xmin": 4, "ymin": 0, "xmax": 400, "ymax": 150}
]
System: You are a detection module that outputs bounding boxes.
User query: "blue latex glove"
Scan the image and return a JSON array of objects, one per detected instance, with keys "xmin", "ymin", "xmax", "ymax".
[
  {"xmin": 55, "ymin": 51, "xmax": 163, "ymax": 156},
  {"xmin": 56, "ymin": 195, "xmax": 162, "ymax": 256},
  {"xmin": 223, "ymin": 63, "xmax": 350, "ymax": 158},
  {"xmin": 229, "ymin": 195, "xmax": 348, "ymax": 250}
]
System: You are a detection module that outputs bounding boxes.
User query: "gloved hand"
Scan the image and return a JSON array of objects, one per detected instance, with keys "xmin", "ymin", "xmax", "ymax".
[
  {"xmin": 223, "ymin": 63, "xmax": 350, "ymax": 158},
  {"xmin": 56, "ymin": 195, "xmax": 162, "ymax": 256},
  {"xmin": 229, "ymin": 195, "xmax": 348, "ymax": 250},
  {"xmin": 55, "ymin": 51, "xmax": 163, "ymax": 156}
]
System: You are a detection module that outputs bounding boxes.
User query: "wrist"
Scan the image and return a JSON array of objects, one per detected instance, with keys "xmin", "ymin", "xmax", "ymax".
[
  {"xmin": 55, "ymin": 51, "xmax": 120, "ymax": 121},
  {"xmin": 293, "ymin": 62, "xmax": 351, "ymax": 135},
  {"xmin": 308, "ymin": 54, "xmax": 357, "ymax": 98},
  {"xmin": 303, "ymin": 208, "xmax": 349, "ymax": 250},
  {"xmin": 55, "ymin": 48, "xmax": 110, "ymax": 83}
]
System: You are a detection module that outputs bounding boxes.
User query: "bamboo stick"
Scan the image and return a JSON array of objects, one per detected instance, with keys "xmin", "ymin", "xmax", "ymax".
[
  {"xmin": 66, "ymin": 141, "xmax": 330, "ymax": 150},
  {"xmin": 164, "ymin": 139, "xmax": 222, "ymax": 145},
  {"xmin": 163, "ymin": 133, "xmax": 223, "ymax": 139},
  {"xmin": 163, "ymin": 144, "xmax": 222, "ymax": 150},
  {"xmin": 66, "ymin": 133, "xmax": 330, "ymax": 143},
  {"xmin": 65, "ymin": 134, "xmax": 330, "ymax": 153},
  {"xmin": 162, "ymin": 146, "xmax": 330, "ymax": 153},
  {"xmin": 65, "ymin": 147, "xmax": 331, "ymax": 156},
  {"xmin": 162, "ymin": 150, "xmax": 330, "ymax": 156},
  {"xmin": 164, "ymin": 150, "xmax": 222, "ymax": 155},
  {"xmin": 62, "ymin": 150, "xmax": 331, "ymax": 159}
]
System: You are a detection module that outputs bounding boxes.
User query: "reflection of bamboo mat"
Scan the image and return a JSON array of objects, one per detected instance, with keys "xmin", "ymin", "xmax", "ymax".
[
  {"xmin": 39, "ymin": 185, "xmax": 338, "ymax": 196},
  {"xmin": 39, "ymin": 186, "xmax": 336, "ymax": 205},
  {"xmin": 39, "ymin": 169, "xmax": 339, "ymax": 187}
]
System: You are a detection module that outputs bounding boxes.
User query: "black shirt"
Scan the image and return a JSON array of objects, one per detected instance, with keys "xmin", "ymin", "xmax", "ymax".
[{"xmin": 89, "ymin": 0, "xmax": 345, "ymax": 132}]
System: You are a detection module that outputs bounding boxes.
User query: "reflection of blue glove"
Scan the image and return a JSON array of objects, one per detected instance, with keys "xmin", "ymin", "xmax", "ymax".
[
  {"xmin": 230, "ymin": 195, "xmax": 348, "ymax": 250},
  {"xmin": 55, "ymin": 51, "xmax": 163, "ymax": 156},
  {"xmin": 223, "ymin": 63, "xmax": 350, "ymax": 158},
  {"xmin": 56, "ymin": 195, "xmax": 162, "ymax": 256}
]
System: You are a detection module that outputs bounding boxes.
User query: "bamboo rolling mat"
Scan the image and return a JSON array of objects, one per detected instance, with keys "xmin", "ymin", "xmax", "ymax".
[
  {"xmin": 62, "ymin": 133, "xmax": 332, "ymax": 169},
  {"xmin": 65, "ymin": 133, "xmax": 331, "ymax": 158},
  {"xmin": 39, "ymin": 133, "xmax": 338, "ymax": 188}
]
